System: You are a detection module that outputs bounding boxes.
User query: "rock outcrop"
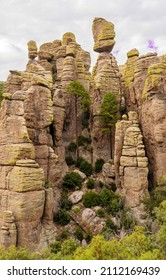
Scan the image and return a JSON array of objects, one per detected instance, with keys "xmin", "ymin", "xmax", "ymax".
[
  {"xmin": 92, "ymin": 18, "xmax": 115, "ymax": 53},
  {"xmin": 114, "ymin": 112, "xmax": 149, "ymax": 223},
  {"xmin": 123, "ymin": 51, "xmax": 166, "ymax": 192},
  {"xmin": 0, "ymin": 17, "xmax": 166, "ymax": 250},
  {"xmin": 91, "ymin": 18, "xmax": 122, "ymax": 162},
  {"xmin": 0, "ymin": 28, "xmax": 92, "ymax": 250}
]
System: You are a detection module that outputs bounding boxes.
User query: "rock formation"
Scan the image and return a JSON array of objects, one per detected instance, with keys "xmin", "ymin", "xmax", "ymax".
[
  {"xmin": 114, "ymin": 112, "xmax": 149, "ymax": 223},
  {"xmin": 0, "ymin": 27, "xmax": 92, "ymax": 250},
  {"xmin": 0, "ymin": 17, "xmax": 166, "ymax": 250},
  {"xmin": 123, "ymin": 50, "xmax": 166, "ymax": 193},
  {"xmin": 91, "ymin": 18, "xmax": 122, "ymax": 162}
]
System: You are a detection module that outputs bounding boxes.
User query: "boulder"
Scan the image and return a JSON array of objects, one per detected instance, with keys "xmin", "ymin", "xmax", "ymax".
[
  {"xmin": 92, "ymin": 18, "xmax": 115, "ymax": 53},
  {"xmin": 69, "ymin": 191, "xmax": 84, "ymax": 204}
]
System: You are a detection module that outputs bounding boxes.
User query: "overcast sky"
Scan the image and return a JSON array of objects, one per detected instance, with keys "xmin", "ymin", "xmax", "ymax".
[{"xmin": 0, "ymin": 0, "xmax": 166, "ymax": 81}]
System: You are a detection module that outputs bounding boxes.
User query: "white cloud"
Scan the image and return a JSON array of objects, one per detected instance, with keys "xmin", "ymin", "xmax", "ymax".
[{"xmin": 0, "ymin": 0, "xmax": 165, "ymax": 80}]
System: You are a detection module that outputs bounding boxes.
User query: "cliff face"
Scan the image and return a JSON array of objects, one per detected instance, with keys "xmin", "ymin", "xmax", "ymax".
[
  {"xmin": 91, "ymin": 18, "xmax": 122, "ymax": 162},
  {"xmin": 0, "ymin": 17, "xmax": 166, "ymax": 250},
  {"xmin": 123, "ymin": 52, "xmax": 166, "ymax": 192}
]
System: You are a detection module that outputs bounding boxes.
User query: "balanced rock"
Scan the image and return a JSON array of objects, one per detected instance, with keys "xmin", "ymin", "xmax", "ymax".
[
  {"xmin": 27, "ymin": 40, "xmax": 37, "ymax": 59},
  {"xmin": 92, "ymin": 17, "xmax": 115, "ymax": 53}
]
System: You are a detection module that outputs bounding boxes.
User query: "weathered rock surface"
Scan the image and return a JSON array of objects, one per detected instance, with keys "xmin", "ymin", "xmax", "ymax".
[
  {"xmin": 123, "ymin": 51, "xmax": 166, "ymax": 190},
  {"xmin": 92, "ymin": 18, "xmax": 115, "ymax": 53},
  {"xmin": 91, "ymin": 19, "xmax": 122, "ymax": 162},
  {"xmin": 69, "ymin": 190, "xmax": 84, "ymax": 204},
  {"xmin": 1, "ymin": 17, "xmax": 166, "ymax": 250},
  {"xmin": 115, "ymin": 112, "xmax": 149, "ymax": 223},
  {"xmin": 81, "ymin": 208, "xmax": 105, "ymax": 234}
]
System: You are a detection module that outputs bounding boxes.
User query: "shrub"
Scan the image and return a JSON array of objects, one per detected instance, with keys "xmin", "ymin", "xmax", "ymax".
[
  {"xmin": 65, "ymin": 156, "xmax": 75, "ymax": 166},
  {"xmin": 60, "ymin": 191, "xmax": 73, "ymax": 210},
  {"xmin": 95, "ymin": 158, "xmax": 105, "ymax": 173},
  {"xmin": 99, "ymin": 188, "xmax": 122, "ymax": 215},
  {"xmin": 83, "ymin": 191, "xmax": 100, "ymax": 208},
  {"xmin": 62, "ymin": 172, "xmax": 82, "ymax": 189},
  {"xmin": 72, "ymin": 206, "xmax": 81, "ymax": 213},
  {"xmin": 85, "ymin": 231, "xmax": 92, "ymax": 243},
  {"xmin": 68, "ymin": 142, "xmax": 77, "ymax": 152},
  {"xmin": 53, "ymin": 209, "xmax": 71, "ymax": 226},
  {"xmin": 60, "ymin": 239, "xmax": 78, "ymax": 256},
  {"xmin": 58, "ymin": 230, "xmax": 69, "ymax": 241},
  {"xmin": 78, "ymin": 135, "xmax": 91, "ymax": 146},
  {"xmin": 76, "ymin": 156, "xmax": 85, "ymax": 168},
  {"xmin": 121, "ymin": 207, "xmax": 136, "ymax": 230},
  {"xmin": 97, "ymin": 181, "xmax": 104, "ymax": 188},
  {"xmin": 50, "ymin": 241, "xmax": 61, "ymax": 254},
  {"xmin": 107, "ymin": 197, "xmax": 122, "ymax": 215},
  {"xmin": 99, "ymin": 188, "xmax": 113, "ymax": 207},
  {"xmin": 96, "ymin": 208, "xmax": 105, "ymax": 218},
  {"xmin": 87, "ymin": 178, "xmax": 95, "ymax": 189},
  {"xmin": 74, "ymin": 227, "xmax": 84, "ymax": 241},
  {"xmin": 79, "ymin": 160, "xmax": 93, "ymax": 176},
  {"xmin": 105, "ymin": 219, "xmax": 118, "ymax": 231},
  {"xmin": 110, "ymin": 183, "xmax": 117, "ymax": 192}
]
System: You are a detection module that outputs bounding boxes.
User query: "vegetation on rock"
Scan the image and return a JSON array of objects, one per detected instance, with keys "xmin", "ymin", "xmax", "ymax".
[
  {"xmin": 99, "ymin": 92, "xmax": 119, "ymax": 158},
  {"xmin": 79, "ymin": 160, "xmax": 93, "ymax": 176},
  {"xmin": 86, "ymin": 178, "xmax": 95, "ymax": 189},
  {"xmin": 53, "ymin": 209, "xmax": 71, "ymax": 226},
  {"xmin": 67, "ymin": 81, "xmax": 91, "ymax": 159},
  {"xmin": 95, "ymin": 158, "xmax": 105, "ymax": 173},
  {"xmin": 62, "ymin": 172, "xmax": 82, "ymax": 189}
]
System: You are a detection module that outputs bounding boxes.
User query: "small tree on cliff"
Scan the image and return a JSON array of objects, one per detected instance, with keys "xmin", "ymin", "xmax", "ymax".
[
  {"xmin": 67, "ymin": 81, "xmax": 91, "ymax": 159},
  {"xmin": 99, "ymin": 92, "xmax": 119, "ymax": 159}
]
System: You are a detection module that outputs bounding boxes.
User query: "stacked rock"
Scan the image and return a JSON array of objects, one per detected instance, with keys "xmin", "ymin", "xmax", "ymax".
[
  {"xmin": 115, "ymin": 111, "xmax": 149, "ymax": 223},
  {"xmin": 91, "ymin": 18, "xmax": 122, "ymax": 162}
]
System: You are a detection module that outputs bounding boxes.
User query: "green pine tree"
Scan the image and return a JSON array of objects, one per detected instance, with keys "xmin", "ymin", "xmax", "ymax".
[
  {"xmin": 67, "ymin": 81, "xmax": 91, "ymax": 159},
  {"xmin": 99, "ymin": 92, "xmax": 119, "ymax": 158}
]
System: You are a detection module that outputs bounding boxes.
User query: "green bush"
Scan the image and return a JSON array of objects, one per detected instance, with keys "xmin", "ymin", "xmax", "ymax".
[
  {"xmin": 53, "ymin": 209, "xmax": 71, "ymax": 226},
  {"xmin": 97, "ymin": 181, "xmax": 104, "ymax": 188},
  {"xmin": 79, "ymin": 160, "xmax": 93, "ymax": 176},
  {"xmin": 107, "ymin": 197, "xmax": 122, "ymax": 215},
  {"xmin": 110, "ymin": 183, "xmax": 117, "ymax": 192},
  {"xmin": 0, "ymin": 245, "xmax": 37, "ymax": 260},
  {"xmin": 57, "ymin": 230, "xmax": 69, "ymax": 241},
  {"xmin": 85, "ymin": 231, "xmax": 92, "ymax": 243},
  {"xmin": 95, "ymin": 158, "xmax": 105, "ymax": 173},
  {"xmin": 62, "ymin": 172, "xmax": 82, "ymax": 189},
  {"xmin": 76, "ymin": 156, "xmax": 85, "ymax": 168},
  {"xmin": 72, "ymin": 206, "xmax": 81, "ymax": 213},
  {"xmin": 65, "ymin": 156, "xmax": 75, "ymax": 166},
  {"xmin": 50, "ymin": 241, "xmax": 61, "ymax": 254},
  {"xmin": 60, "ymin": 191, "xmax": 73, "ymax": 210},
  {"xmin": 74, "ymin": 227, "xmax": 84, "ymax": 241},
  {"xmin": 99, "ymin": 188, "xmax": 113, "ymax": 207},
  {"xmin": 60, "ymin": 239, "xmax": 78, "ymax": 256},
  {"xmin": 96, "ymin": 208, "xmax": 105, "ymax": 218},
  {"xmin": 105, "ymin": 219, "xmax": 118, "ymax": 231},
  {"xmin": 121, "ymin": 209, "xmax": 136, "ymax": 231},
  {"xmin": 99, "ymin": 188, "xmax": 122, "ymax": 215},
  {"xmin": 83, "ymin": 191, "xmax": 100, "ymax": 208},
  {"xmin": 68, "ymin": 142, "xmax": 77, "ymax": 152},
  {"xmin": 87, "ymin": 178, "xmax": 95, "ymax": 189},
  {"xmin": 78, "ymin": 135, "xmax": 91, "ymax": 146}
]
